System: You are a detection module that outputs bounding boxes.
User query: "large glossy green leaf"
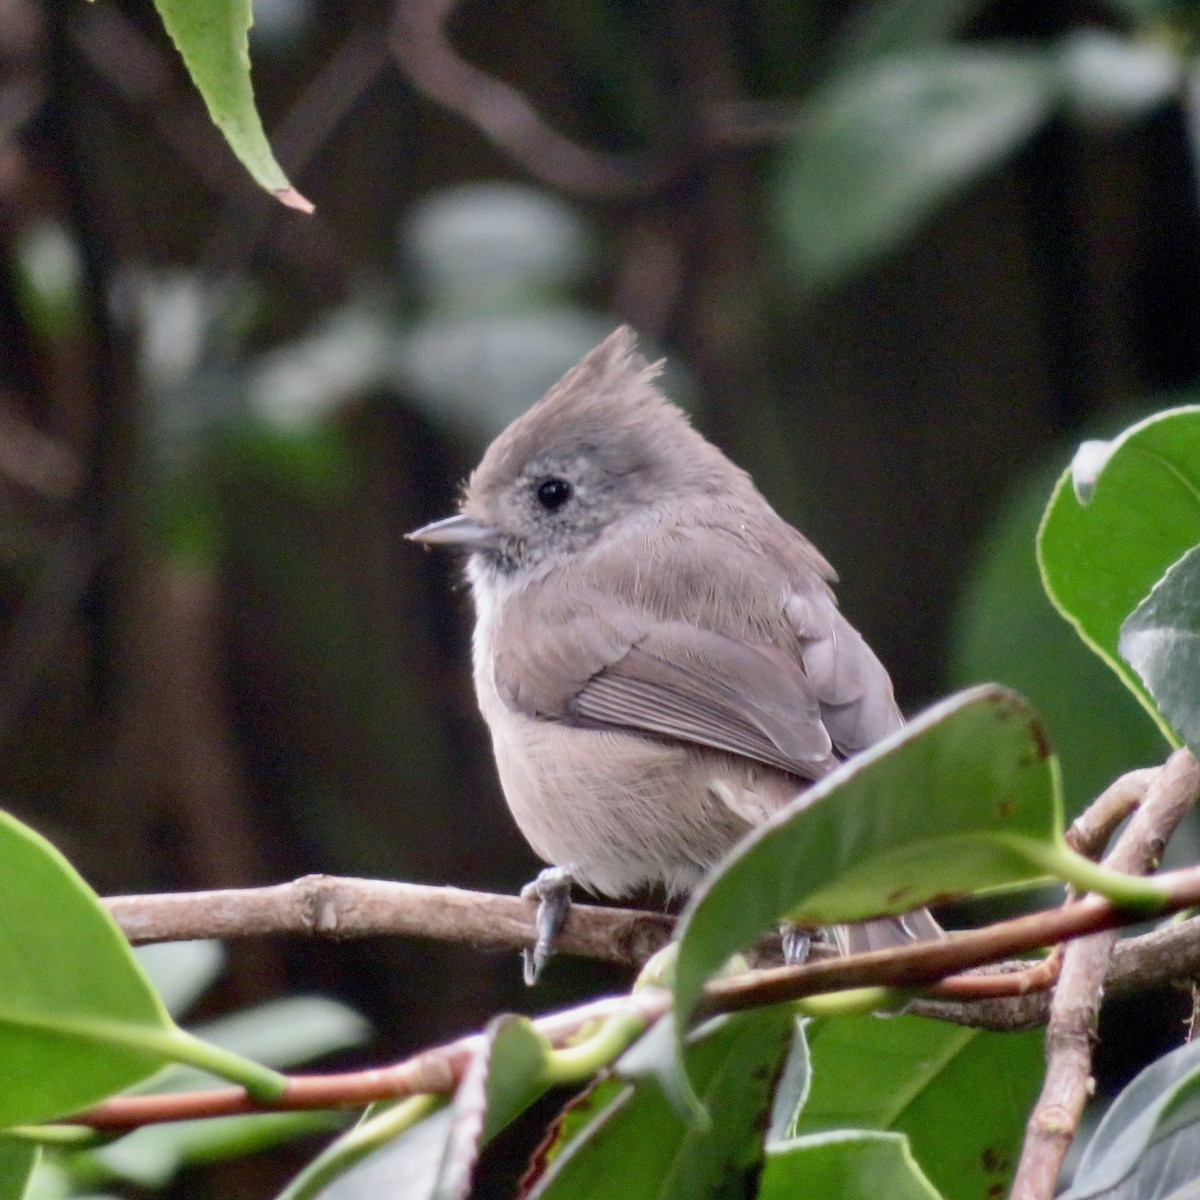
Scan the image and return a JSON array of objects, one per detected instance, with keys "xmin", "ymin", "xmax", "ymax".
[
  {"xmin": 0, "ymin": 812, "xmax": 184, "ymax": 1125},
  {"xmin": 1038, "ymin": 406, "xmax": 1200, "ymax": 743},
  {"xmin": 0, "ymin": 810, "xmax": 282, "ymax": 1126},
  {"xmin": 1120, "ymin": 544, "xmax": 1200, "ymax": 758},
  {"xmin": 770, "ymin": 47, "xmax": 1056, "ymax": 290},
  {"xmin": 527, "ymin": 1008, "xmax": 795, "ymax": 1200},
  {"xmin": 151, "ymin": 0, "xmax": 310, "ymax": 209},
  {"xmin": 670, "ymin": 685, "xmax": 1164, "ymax": 1084},
  {"xmin": 759, "ymin": 1132, "xmax": 942, "ymax": 1200},
  {"xmin": 796, "ymin": 1015, "xmax": 1044, "ymax": 1200},
  {"xmin": 1060, "ymin": 1036, "xmax": 1200, "ymax": 1199}
]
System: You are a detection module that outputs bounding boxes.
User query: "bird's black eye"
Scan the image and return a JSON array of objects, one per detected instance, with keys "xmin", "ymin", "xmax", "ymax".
[{"xmin": 535, "ymin": 477, "xmax": 573, "ymax": 511}]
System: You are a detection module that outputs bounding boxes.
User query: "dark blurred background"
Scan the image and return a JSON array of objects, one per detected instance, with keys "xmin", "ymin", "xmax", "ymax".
[{"xmin": 2, "ymin": 0, "xmax": 1199, "ymax": 1193}]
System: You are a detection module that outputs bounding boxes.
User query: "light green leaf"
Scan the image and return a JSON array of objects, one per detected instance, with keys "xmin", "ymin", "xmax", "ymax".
[
  {"xmin": 670, "ymin": 685, "xmax": 1164, "ymax": 1102},
  {"xmin": 0, "ymin": 810, "xmax": 283, "ymax": 1125},
  {"xmin": 151, "ymin": 0, "xmax": 311, "ymax": 210},
  {"xmin": 797, "ymin": 1015, "xmax": 1044, "ymax": 1200},
  {"xmin": 0, "ymin": 1138, "xmax": 39, "ymax": 1200},
  {"xmin": 759, "ymin": 1132, "xmax": 942, "ymax": 1200},
  {"xmin": 1120, "ymin": 544, "xmax": 1200, "ymax": 758},
  {"xmin": 771, "ymin": 47, "xmax": 1056, "ymax": 291},
  {"xmin": 280, "ymin": 1016, "xmax": 553, "ymax": 1200},
  {"xmin": 0, "ymin": 811, "xmax": 178, "ymax": 1124},
  {"xmin": 133, "ymin": 941, "xmax": 224, "ymax": 1020},
  {"xmin": 1038, "ymin": 405, "xmax": 1200, "ymax": 743},
  {"xmin": 526, "ymin": 1009, "xmax": 795, "ymax": 1199},
  {"xmin": 76, "ymin": 1112, "xmax": 338, "ymax": 1190}
]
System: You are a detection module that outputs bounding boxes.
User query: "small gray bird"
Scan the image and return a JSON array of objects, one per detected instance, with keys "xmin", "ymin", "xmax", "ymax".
[{"xmin": 409, "ymin": 327, "xmax": 939, "ymax": 980}]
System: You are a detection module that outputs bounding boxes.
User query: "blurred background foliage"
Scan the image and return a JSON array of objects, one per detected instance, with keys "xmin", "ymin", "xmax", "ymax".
[{"xmin": 4, "ymin": 0, "xmax": 1200, "ymax": 1193}]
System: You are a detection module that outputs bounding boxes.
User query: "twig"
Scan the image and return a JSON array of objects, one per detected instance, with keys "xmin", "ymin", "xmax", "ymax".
[
  {"xmin": 105, "ymin": 875, "xmax": 676, "ymax": 969},
  {"xmin": 74, "ymin": 857, "xmax": 1200, "ymax": 1130},
  {"xmin": 1011, "ymin": 748, "xmax": 1200, "ymax": 1200},
  {"xmin": 388, "ymin": 0, "xmax": 679, "ymax": 198},
  {"xmin": 1065, "ymin": 767, "xmax": 1159, "ymax": 858}
]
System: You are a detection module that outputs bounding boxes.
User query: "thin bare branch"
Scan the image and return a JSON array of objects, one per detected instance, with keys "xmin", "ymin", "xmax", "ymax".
[
  {"xmin": 1066, "ymin": 766, "xmax": 1159, "ymax": 858},
  {"xmin": 388, "ymin": 0, "xmax": 679, "ymax": 198},
  {"xmin": 105, "ymin": 874, "xmax": 676, "ymax": 969},
  {"xmin": 1012, "ymin": 748, "xmax": 1200, "ymax": 1200}
]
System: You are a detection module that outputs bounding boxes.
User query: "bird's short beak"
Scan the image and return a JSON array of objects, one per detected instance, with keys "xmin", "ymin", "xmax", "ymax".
[{"xmin": 405, "ymin": 513, "xmax": 496, "ymax": 548}]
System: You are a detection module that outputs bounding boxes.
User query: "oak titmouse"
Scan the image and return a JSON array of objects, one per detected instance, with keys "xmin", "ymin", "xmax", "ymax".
[{"xmin": 409, "ymin": 327, "xmax": 939, "ymax": 980}]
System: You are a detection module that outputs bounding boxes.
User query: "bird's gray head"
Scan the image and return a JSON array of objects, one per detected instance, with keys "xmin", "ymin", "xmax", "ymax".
[{"xmin": 409, "ymin": 326, "xmax": 755, "ymax": 577}]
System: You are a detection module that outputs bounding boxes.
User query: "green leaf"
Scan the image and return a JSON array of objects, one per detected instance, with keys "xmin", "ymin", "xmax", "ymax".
[
  {"xmin": 527, "ymin": 1008, "xmax": 795, "ymax": 1199},
  {"xmin": 0, "ymin": 1138, "xmax": 39, "ymax": 1200},
  {"xmin": 1120, "ymin": 544, "xmax": 1200, "ymax": 757},
  {"xmin": 70, "ymin": 994, "xmax": 370, "ymax": 1189},
  {"xmin": 1060, "ymin": 1036, "xmax": 1200, "ymax": 1199},
  {"xmin": 0, "ymin": 810, "xmax": 284, "ymax": 1126},
  {"xmin": 669, "ymin": 685, "xmax": 1163, "ymax": 1101},
  {"xmin": 73, "ymin": 1112, "xmax": 339, "ymax": 1190},
  {"xmin": 280, "ymin": 1016, "xmax": 553, "ymax": 1200},
  {"xmin": 766, "ymin": 1020, "xmax": 810, "ymax": 1144},
  {"xmin": 770, "ymin": 47, "xmax": 1057, "ymax": 291},
  {"xmin": 0, "ymin": 811, "xmax": 179, "ymax": 1124},
  {"xmin": 526, "ymin": 1077, "xmax": 628, "ymax": 1184},
  {"xmin": 759, "ymin": 1132, "xmax": 942, "ymax": 1200},
  {"xmin": 151, "ymin": 0, "xmax": 311, "ymax": 210},
  {"xmin": 434, "ymin": 1016, "xmax": 553, "ymax": 1199},
  {"xmin": 133, "ymin": 941, "xmax": 224, "ymax": 1020},
  {"xmin": 797, "ymin": 1015, "xmax": 1044, "ymax": 1200},
  {"xmin": 1038, "ymin": 406, "xmax": 1200, "ymax": 743}
]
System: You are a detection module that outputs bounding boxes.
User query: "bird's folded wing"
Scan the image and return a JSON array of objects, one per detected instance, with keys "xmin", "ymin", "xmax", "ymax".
[
  {"xmin": 785, "ymin": 591, "xmax": 903, "ymax": 754},
  {"xmin": 496, "ymin": 614, "xmax": 837, "ymax": 779}
]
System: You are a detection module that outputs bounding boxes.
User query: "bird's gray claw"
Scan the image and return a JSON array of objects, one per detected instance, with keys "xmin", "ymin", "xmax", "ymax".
[
  {"xmin": 521, "ymin": 866, "xmax": 574, "ymax": 985},
  {"xmin": 781, "ymin": 924, "xmax": 812, "ymax": 966}
]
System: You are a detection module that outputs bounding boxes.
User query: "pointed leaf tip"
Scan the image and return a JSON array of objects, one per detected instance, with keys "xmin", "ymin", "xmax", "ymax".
[{"xmin": 276, "ymin": 187, "xmax": 315, "ymax": 214}]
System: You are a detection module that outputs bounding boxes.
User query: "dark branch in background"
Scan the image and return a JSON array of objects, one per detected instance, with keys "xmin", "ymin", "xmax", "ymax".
[
  {"xmin": 0, "ymin": 525, "xmax": 95, "ymax": 750},
  {"xmin": 389, "ymin": 0, "xmax": 678, "ymax": 198},
  {"xmin": 70, "ymin": 7, "xmax": 256, "ymax": 212},
  {"xmin": 1012, "ymin": 748, "xmax": 1200, "ymax": 1200},
  {"xmin": 387, "ymin": 0, "xmax": 802, "ymax": 200}
]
